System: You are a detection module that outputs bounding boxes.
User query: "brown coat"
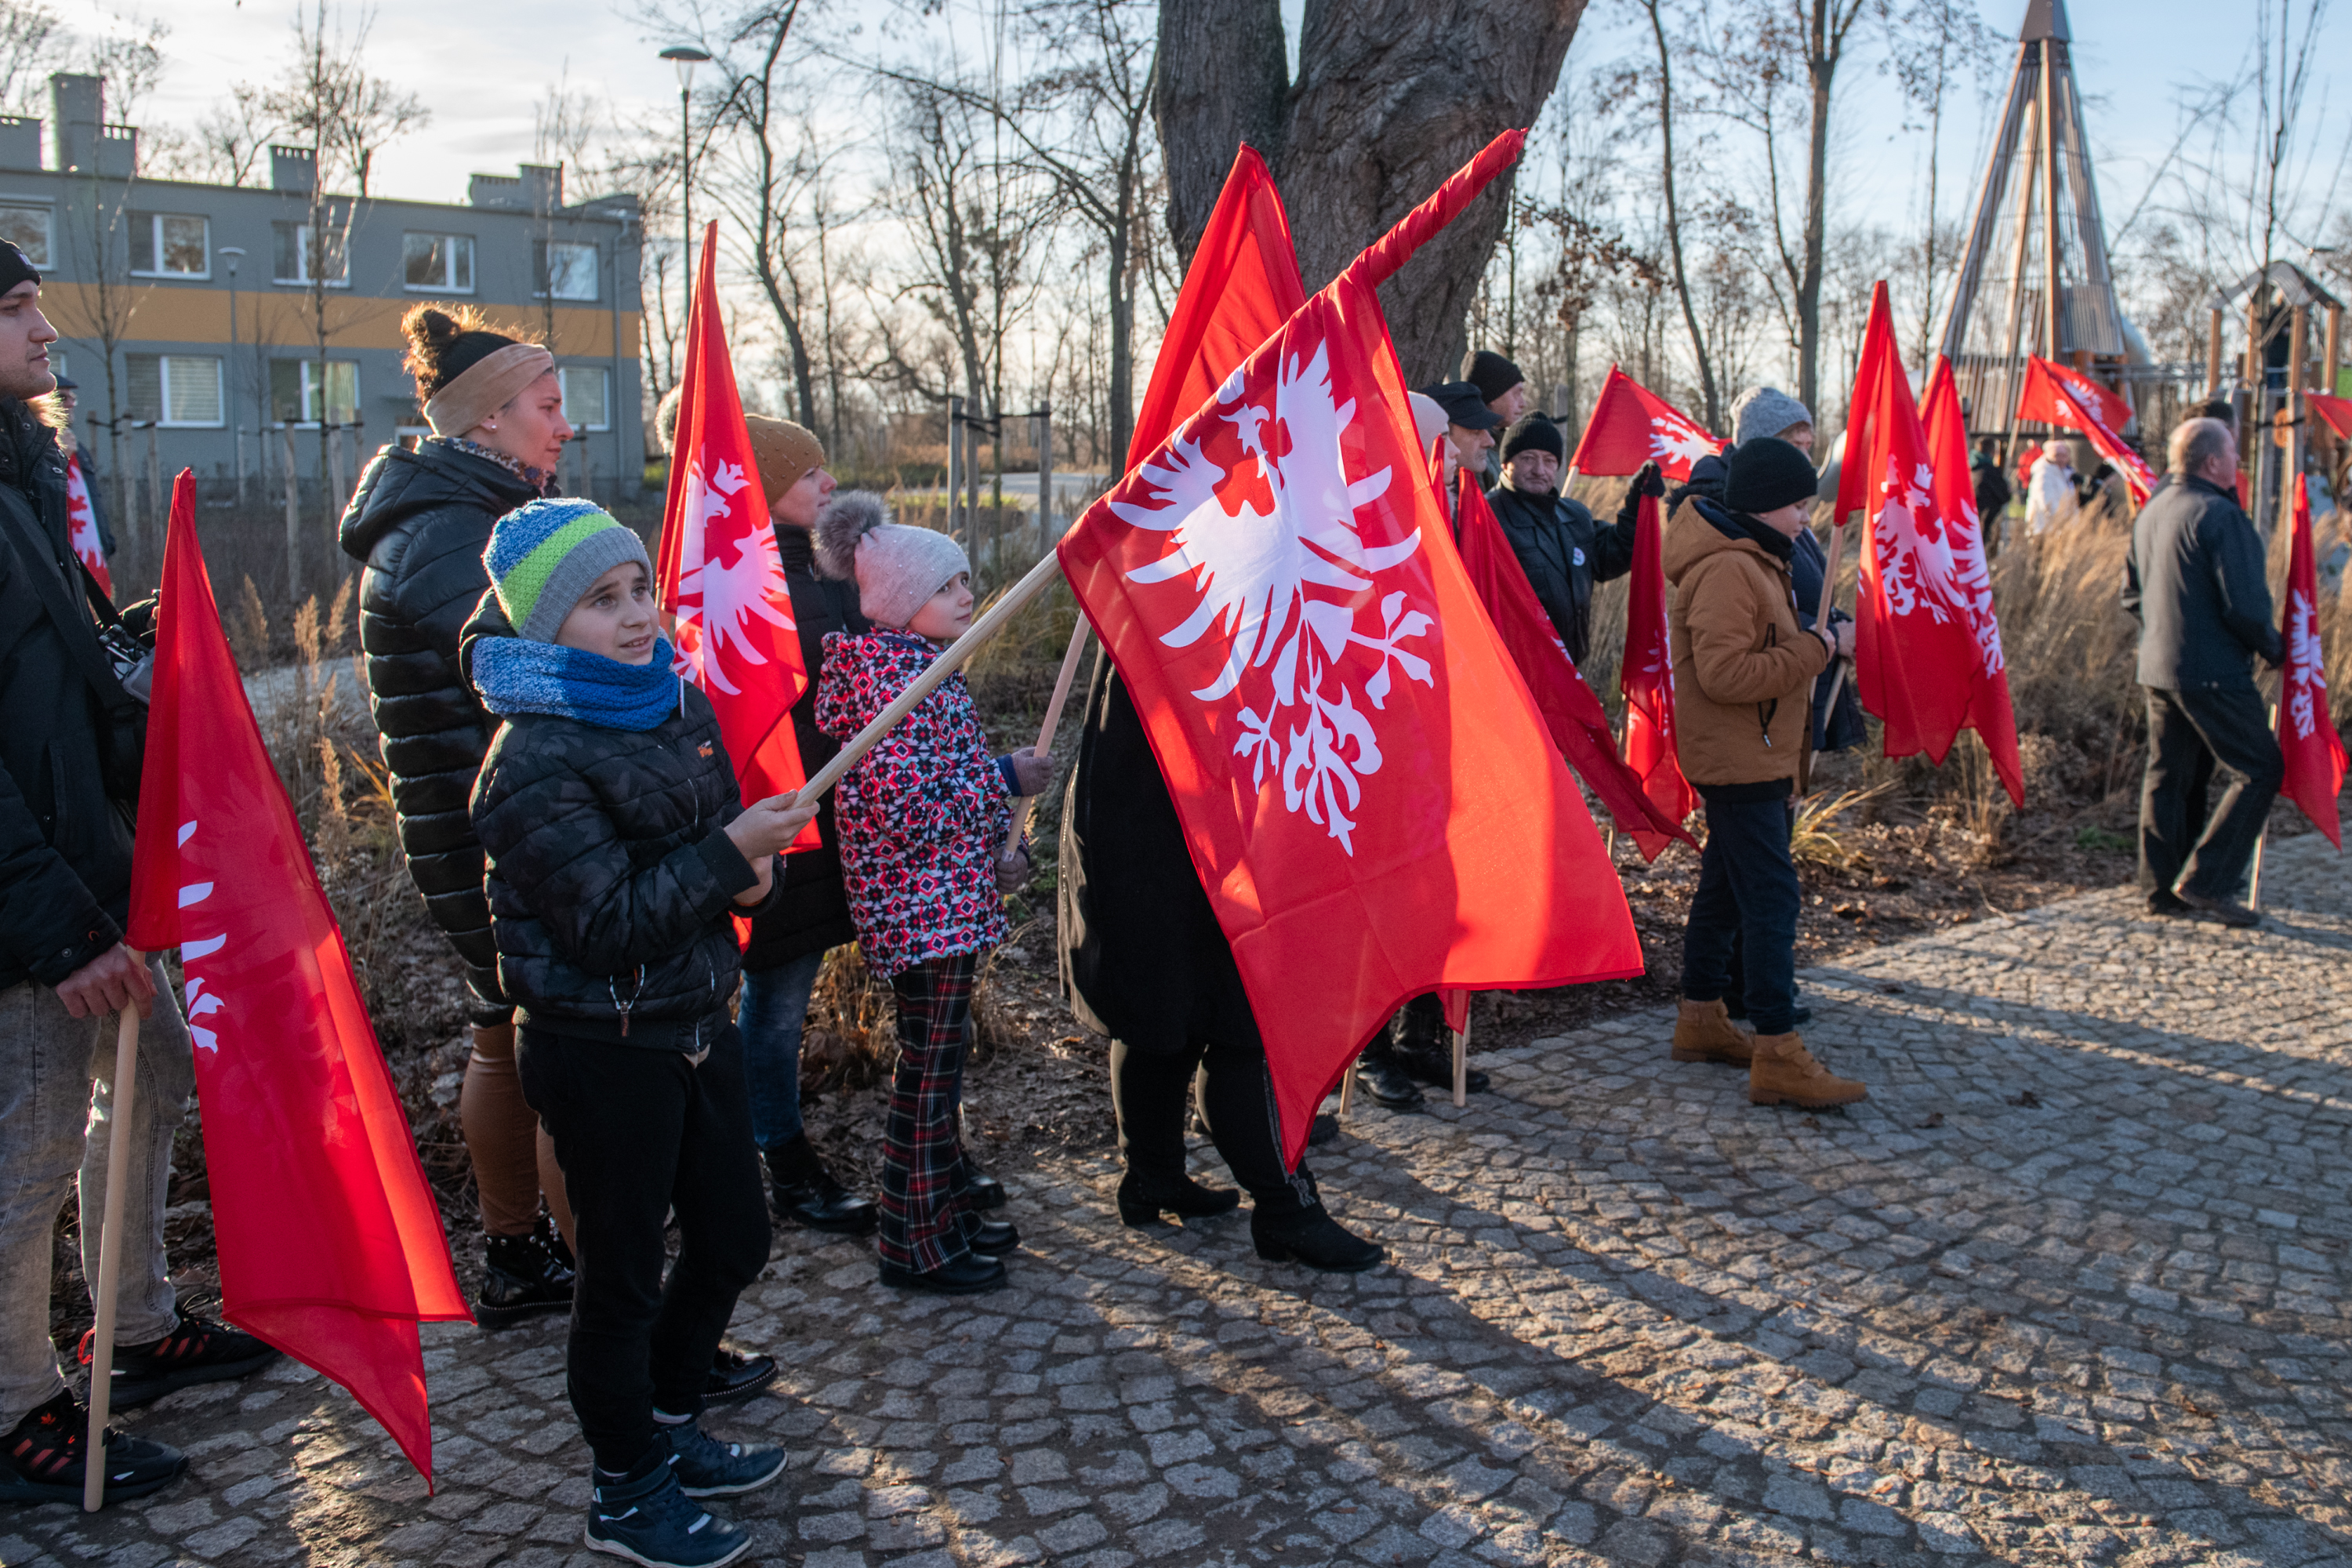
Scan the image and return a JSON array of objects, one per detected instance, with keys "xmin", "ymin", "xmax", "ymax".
[{"xmin": 1664, "ymin": 496, "xmax": 1831, "ymax": 789}]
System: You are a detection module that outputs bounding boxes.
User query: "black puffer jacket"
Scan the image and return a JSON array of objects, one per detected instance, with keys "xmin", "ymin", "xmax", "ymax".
[
  {"xmin": 339, "ymin": 439, "xmax": 546, "ymax": 1025},
  {"xmin": 463, "ymin": 599, "xmax": 775, "ymax": 1051},
  {"xmin": 0, "ymin": 401, "xmax": 142, "ymax": 990},
  {"xmin": 1487, "ymin": 481, "xmax": 1636, "ymax": 665},
  {"xmin": 741, "ymin": 524, "xmax": 868, "ymax": 972}
]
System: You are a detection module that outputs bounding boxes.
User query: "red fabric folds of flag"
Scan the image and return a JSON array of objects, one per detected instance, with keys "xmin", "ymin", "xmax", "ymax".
[
  {"xmin": 656, "ymin": 222, "xmax": 812, "ymax": 822},
  {"xmin": 2307, "ymin": 390, "xmax": 2352, "ymax": 443},
  {"xmin": 1058, "ymin": 272, "xmax": 1639, "ymax": 1166},
  {"xmin": 1618, "ymin": 486, "xmax": 1697, "ymax": 855},
  {"xmin": 2016, "ymin": 355, "xmax": 2155, "ymax": 507},
  {"xmin": 1920, "ymin": 358, "xmax": 2025, "ymax": 807},
  {"xmin": 1568, "ymin": 365, "xmax": 1725, "ymax": 481},
  {"xmin": 125, "ymin": 471, "xmax": 469, "ymax": 1487},
  {"xmin": 2280, "ymin": 474, "xmax": 2347, "ymax": 846},
  {"xmin": 1451, "ymin": 473, "xmax": 1693, "ymax": 858},
  {"xmin": 1835, "ymin": 282, "xmax": 2001, "ymax": 771},
  {"xmin": 1131, "ymin": 147, "xmax": 1306, "ymax": 468}
]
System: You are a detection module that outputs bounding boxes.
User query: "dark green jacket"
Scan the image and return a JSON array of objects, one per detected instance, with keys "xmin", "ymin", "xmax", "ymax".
[{"xmin": 2124, "ymin": 475, "xmax": 2282, "ymax": 690}]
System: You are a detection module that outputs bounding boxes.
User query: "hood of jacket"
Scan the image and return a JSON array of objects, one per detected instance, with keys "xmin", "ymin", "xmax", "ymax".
[
  {"xmin": 339, "ymin": 439, "xmax": 545, "ymax": 565},
  {"xmin": 1663, "ymin": 494, "xmax": 1790, "ymax": 586}
]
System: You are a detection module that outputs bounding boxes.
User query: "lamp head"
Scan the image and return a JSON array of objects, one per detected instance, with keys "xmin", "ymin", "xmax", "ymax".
[{"xmin": 659, "ymin": 44, "xmax": 712, "ymax": 89}]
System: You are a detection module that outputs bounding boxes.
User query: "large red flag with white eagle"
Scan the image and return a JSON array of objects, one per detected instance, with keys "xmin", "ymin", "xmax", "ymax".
[
  {"xmin": 2017, "ymin": 355, "xmax": 2155, "ymax": 507},
  {"xmin": 2280, "ymin": 474, "xmax": 2347, "ymax": 847},
  {"xmin": 1619, "ymin": 487, "xmax": 1697, "ymax": 857},
  {"xmin": 1569, "ymin": 366, "xmax": 1724, "ymax": 481},
  {"xmin": 1920, "ymin": 358, "xmax": 2024, "ymax": 807},
  {"xmin": 1835, "ymin": 283, "xmax": 1997, "ymax": 771},
  {"xmin": 1059, "ymin": 272, "xmax": 1640, "ymax": 1163},
  {"xmin": 657, "ymin": 223, "xmax": 811, "ymax": 815},
  {"xmin": 126, "ymin": 472, "xmax": 468, "ymax": 1487},
  {"xmin": 1450, "ymin": 472, "xmax": 1692, "ymax": 858}
]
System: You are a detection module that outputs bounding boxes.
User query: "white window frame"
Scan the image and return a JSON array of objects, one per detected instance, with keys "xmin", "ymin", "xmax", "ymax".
[
  {"xmin": 559, "ymin": 365, "xmax": 611, "ymax": 432},
  {"xmin": 273, "ymin": 221, "xmax": 350, "ymax": 288},
  {"xmin": 401, "ymin": 231, "xmax": 476, "ymax": 293},
  {"xmin": 0, "ymin": 201, "xmax": 53, "ymax": 269},
  {"xmin": 539, "ymin": 240, "xmax": 599, "ymax": 302},
  {"xmin": 129, "ymin": 212, "xmax": 210, "ymax": 279},
  {"xmin": 272, "ymin": 358, "xmax": 360, "ymax": 426},
  {"xmin": 127, "ymin": 354, "xmax": 226, "ymax": 427}
]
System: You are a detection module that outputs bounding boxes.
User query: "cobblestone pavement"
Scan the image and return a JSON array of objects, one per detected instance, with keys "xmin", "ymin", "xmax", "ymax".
[{"xmin": 5, "ymin": 837, "xmax": 2349, "ymax": 1568}]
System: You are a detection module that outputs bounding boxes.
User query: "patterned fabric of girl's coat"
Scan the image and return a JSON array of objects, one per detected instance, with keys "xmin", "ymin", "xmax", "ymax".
[{"xmin": 816, "ymin": 629, "xmax": 1013, "ymax": 978}]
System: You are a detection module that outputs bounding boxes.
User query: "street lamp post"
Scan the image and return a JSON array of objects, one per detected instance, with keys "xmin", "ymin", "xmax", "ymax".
[
  {"xmin": 217, "ymin": 245, "xmax": 246, "ymax": 504},
  {"xmin": 659, "ymin": 45, "xmax": 712, "ymax": 287}
]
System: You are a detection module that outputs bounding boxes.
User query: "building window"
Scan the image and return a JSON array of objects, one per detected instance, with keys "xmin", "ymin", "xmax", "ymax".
[
  {"xmin": 269, "ymin": 358, "xmax": 358, "ymax": 426},
  {"xmin": 272, "ymin": 222, "xmax": 347, "ymax": 285},
  {"xmin": 561, "ymin": 366, "xmax": 610, "ymax": 431},
  {"xmin": 126, "ymin": 354, "xmax": 224, "ymax": 426},
  {"xmin": 535, "ymin": 240, "xmax": 598, "ymax": 301},
  {"xmin": 129, "ymin": 212, "xmax": 209, "ymax": 278},
  {"xmin": 0, "ymin": 205, "xmax": 51, "ymax": 268},
  {"xmin": 403, "ymin": 232, "xmax": 474, "ymax": 292}
]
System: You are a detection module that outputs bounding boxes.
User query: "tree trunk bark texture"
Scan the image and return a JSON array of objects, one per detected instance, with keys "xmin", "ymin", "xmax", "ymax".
[{"xmin": 1157, "ymin": 0, "xmax": 1585, "ymax": 387}]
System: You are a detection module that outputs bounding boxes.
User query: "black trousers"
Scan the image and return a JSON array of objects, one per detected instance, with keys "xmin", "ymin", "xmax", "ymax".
[
  {"xmin": 517, "ymin": 1022, "xmax": 771, "ymax": 1473},
  {"xmin": 1110, "ymin": 1039, "xmax": 1314, "ymax": 1216},
  {"xmin": 1680, "ymin": 788, "xmax": 1802, "ymax": 1036},
  {"xmin": 2140, "ymin": 685, "xmax": 2282, "ymax": 902}
]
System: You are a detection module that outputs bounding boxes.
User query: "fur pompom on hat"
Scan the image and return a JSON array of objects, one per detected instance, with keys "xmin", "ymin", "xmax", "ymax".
[{"xmin": 815, "ymin": 490, "xmax": 971, "ymax": 630}]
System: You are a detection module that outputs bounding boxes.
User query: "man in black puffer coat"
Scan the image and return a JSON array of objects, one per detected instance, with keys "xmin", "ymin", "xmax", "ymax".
[{"xmin": 1486, "ymin": 412, "xmax": 1636, "ymax": 666}]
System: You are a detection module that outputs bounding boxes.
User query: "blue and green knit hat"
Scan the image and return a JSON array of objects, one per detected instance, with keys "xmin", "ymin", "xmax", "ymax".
[{"xmin": 483, "ymin": 498, "xmax": 655, "ymax": 643}]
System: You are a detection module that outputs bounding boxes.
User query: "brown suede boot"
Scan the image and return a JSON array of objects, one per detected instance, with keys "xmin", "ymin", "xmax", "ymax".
[
  {"xmin": 1671, "ymin": 998, "xmax": 1754, "ymax": 1066},
  {"xmin": 1747, "ymin": 1032, "xmax": 1867, "ymax": 1108}
]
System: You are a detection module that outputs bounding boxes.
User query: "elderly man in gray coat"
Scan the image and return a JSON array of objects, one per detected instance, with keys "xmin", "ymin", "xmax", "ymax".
[{"xmin": 2122, "ymin": 417, "xmax": 2285, "ymax": 927}]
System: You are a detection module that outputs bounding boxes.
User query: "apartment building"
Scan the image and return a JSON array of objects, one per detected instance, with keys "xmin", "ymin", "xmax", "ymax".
[{"xmin": 16, "ymin": 73, "xmax": 645, "ymax": 510}]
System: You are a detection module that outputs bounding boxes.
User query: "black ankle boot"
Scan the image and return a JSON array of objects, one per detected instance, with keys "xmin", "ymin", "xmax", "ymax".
[
  {"xmin": 477, "ymin": 1217, "xmax": 576, "ymax": 1330},
  {"xmin": 1354, "ymin": 1036, "xmax": 1424, "ymax": 1108},
  {"xmin": 1116, "ymin": 1171, "xmax": 1242, "ymax": 1228},
  {"xmin": 767, "ymin": 1135, "xmax": 879, "ymax": 1237},
  {"xmin": 1250, "ymin": 1205, "xmax": 1384, "ymax": 1272}
]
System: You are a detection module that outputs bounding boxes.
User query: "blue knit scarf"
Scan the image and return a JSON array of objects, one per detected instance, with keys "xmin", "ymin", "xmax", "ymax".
[{"xmin": 473, "ymin": 636, "xmax": 682, "ymax": 731}]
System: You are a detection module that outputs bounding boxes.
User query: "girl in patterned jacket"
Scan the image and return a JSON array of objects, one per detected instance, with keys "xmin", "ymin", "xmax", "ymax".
[{"xmin": 813, "ymin": 492, "xmax": 1054, "ymax": 1295}]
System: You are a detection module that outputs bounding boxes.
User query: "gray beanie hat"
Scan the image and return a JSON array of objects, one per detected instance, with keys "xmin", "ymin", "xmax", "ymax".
[
  {"xmin": 1731, "ymin": 386, "xmax": 1813, "ymax": 447},
  {"xmin": 814, "ymin": 490, "xmax": 971, "ymax": 630}
]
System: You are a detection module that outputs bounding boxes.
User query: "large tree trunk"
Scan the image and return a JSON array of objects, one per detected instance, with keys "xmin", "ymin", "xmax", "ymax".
[{"xmin": 1159, "ymin": 0, "xmax": 1584, "ymax": 386}]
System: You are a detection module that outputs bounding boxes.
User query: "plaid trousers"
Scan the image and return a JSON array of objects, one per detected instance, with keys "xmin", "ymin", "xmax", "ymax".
[{"xmin": 878, "ymin": 953, "xmax": 979, "ymax": 1272}]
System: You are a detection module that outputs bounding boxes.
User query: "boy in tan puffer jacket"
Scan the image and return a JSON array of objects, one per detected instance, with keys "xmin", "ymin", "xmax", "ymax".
[{"xmin": 1662, "ymin": 439, "xmax": 1867, "ymax": 1108}]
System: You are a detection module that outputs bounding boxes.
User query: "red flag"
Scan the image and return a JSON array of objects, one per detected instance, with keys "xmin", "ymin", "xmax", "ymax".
[
  {"xmin": 1451, "ymin": 474, "xmax": 1693, "ymax": 858},
  {"xmin": 63, "ymin": 451, "xmax": 110, "ymax": 595},
  {"xmin": 656, "ymin": 223, "xmax": 811, "ymax": 819},
  {"xmin": 2308, "ymin": 390, "xmax": 2352, "ymax": 442},
  {"xmin": 125, "ymin": 472, "xmax": 467, "ymax": 1486},
  {"xmin": 1835, "ymin": 282, "xmax": 1994, "ymax": 770},
  {"xmin": 1620, "ymin": 486, "xmax": 1697, "ymax": 855},
  {"xmin": 2281, "ymin": 474, "xmax": 2347, "ymax": 846},
  {"xmin": 1338, "ymin": 131, "xmax": 1526, "ymax": 293},
  {"xmin": 1058, "ymin": 271, "xmax": 1639, "ymax": 1165},
  {"xmin": 1569, "ymin": 365, "xmax": 1724, "ymax": 480},
  {"xmin": 2017, "ymin": 356, "xmax": 2154, "ymax": 507},
  {"xmin": 1921, "ymin": 358, "xmax": 2025, "ymax": 806},
  {"xmin": 1132, "ymin": 147, "xmax": 1305, "ymax": 468}
]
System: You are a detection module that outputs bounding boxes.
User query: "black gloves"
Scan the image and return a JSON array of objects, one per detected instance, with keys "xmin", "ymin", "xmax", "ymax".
[{"xmin": 1632, "ymin": 460, "xmax": 1667, "ymax": 500}]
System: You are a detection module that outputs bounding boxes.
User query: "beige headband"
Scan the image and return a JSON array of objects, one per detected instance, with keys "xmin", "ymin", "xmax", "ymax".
[{"xmin": 423, "ymin": 343, "xmax": 555, "ymax": 437}]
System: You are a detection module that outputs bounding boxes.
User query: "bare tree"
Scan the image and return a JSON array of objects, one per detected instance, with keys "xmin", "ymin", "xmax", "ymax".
[
  {"xmin": 0, "ymin": 0, "xmax": 69, "ymax": 116},
  {"xmin": 1628, "ymin": 0, "xmax": 1720, "ymax": 427},
  {"xmin": 1890, "ymin": 0, "xmax": 1998, "ymax": 364}
]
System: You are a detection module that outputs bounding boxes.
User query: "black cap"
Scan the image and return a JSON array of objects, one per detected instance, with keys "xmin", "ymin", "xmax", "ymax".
[
  {"xmin": 1461, "ymin": 350, "xmax": 1524, "ymax": 405},
  {"xmin": 1420, "ymin": 380, "xmax": 1502, "ymax": 431},
  {"xmin": 52, "ymin": 374, "xmax": 75, "ymax": 391},
  {"xmin": 1724, "ymin": 437, "xmax": 1820, "ymax": 514},
  {"xmin": 1500, "ymin": 412, "xmax": 1564, "ymax": 463},
  {"xmin": 0, "ymin": 240, "xmax": 36, "ymax": 298}
]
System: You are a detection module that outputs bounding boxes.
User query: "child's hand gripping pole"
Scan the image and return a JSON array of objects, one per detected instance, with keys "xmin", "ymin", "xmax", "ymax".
[{"xmin": 1000, "ymin": 619, "xmax": 1091, "ymax": 861}]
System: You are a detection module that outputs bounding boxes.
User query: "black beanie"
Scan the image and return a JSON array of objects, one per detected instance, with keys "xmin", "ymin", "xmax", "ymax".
[
  {"xmin": 0, "ymin": 241, "xmax": 38, "ymax": 297},
  {"xmin": 1723, "ymin": 437, "xmax": 1819, "ymax": 514},
  {"xmin": 1501, "ymin": 413, "xmax": 1564, "ymax": 463},
  {"xmin": 1461, "ymin": 349, "xmax": 1523, "ymax": 405}
]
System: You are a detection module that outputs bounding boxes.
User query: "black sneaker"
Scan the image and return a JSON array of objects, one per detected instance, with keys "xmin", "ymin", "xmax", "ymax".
[
  {"xmin": 657, "ymin": 1417, "xmax": 787, "ymax": 1498},
  {"xmin": 477, "ymin": 1215, "xmax": 576, "ymax": 1330},
  {"xmin": 0, "ymin": 1389, "xmax": 186, "ymax": 1506},
  {"xmin": 81, "ymin": 1308, "xmax": 281, "ymax": 1409},
  {"xmin": 585, "ymin": 1459, "xmax": 749, "ymax": 1567},
  {"xmin": 702, "ymin": 1347, "xmax": 777, "ymax": 1407}
]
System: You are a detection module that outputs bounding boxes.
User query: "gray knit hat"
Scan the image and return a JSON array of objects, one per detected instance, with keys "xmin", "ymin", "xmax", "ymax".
[
  {"xmin": 814, "ymin": 491, "xmax": 971, "ymax": 630},
  {"xmin": 1730, "ymin": 386, "xmax": 1813, "ymax": 447}
]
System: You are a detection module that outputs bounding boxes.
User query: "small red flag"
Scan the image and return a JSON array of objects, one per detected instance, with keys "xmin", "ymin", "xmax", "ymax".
[
  {"xmin": 126, "ymin": 472, "xmax": 469, "ymax": 1486},
  {"xmin": 1620, "ymin": 486, "xmax": 1697, "ymax": 854},
  {"xmin": 1921, "ymin": 358, "xmax": 2025, "ymax": 807},
  {"xmin": 2281, "ymin": 473, "xmax": 2347, "ymax": 847},
  {"xmin": 1059, "ymin": 270, "xmax": 1639, "ymax": 1166},
  {"xmin": 64, "ymin": 452, "xmax": 110, "ymax": 595},
  {"xmin": 1835, "ymin": 282, "xmax": 1998, "ymax": 771},
  {"xmin": 657, "ymin": 223, "xmax": 811, "ymax": 822},
  {"xmin": 1569, "ymin": 366, "xmax": 1724, "ymax": 480},
  {"xmin": 2017, "ymin": 356, "xmax": 2154, "ymax": 507},
  {"xmin": 1451, "ymin": 474, "xmax": 1693, "ymax": 858},
  {"xmin": 2309, "ymin": 390, "xmax": 2352, "ymax": 442}
]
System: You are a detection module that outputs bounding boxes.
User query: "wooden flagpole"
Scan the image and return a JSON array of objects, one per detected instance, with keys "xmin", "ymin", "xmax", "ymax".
[
  {"xmin": 1452, "ymin": 1014, "xmax": 1471, "ymax": 1109},
  {"xmin": 1000, "ymin": 619, "xmax": 1091, "ymax": 858},
  {"xmin": 83, "ymin": 974, "xmax": 144, "ymax": 1512}
]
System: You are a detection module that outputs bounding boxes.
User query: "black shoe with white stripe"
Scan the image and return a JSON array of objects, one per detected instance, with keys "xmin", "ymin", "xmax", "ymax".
[{"xmin": 584, "ymin": 1460, "xmax": 748, "ymax": 1567}]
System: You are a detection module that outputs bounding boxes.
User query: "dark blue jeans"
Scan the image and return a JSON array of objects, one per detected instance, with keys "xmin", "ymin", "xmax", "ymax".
[
  {"xmin": 739, "ymin": 950, "xmax": 826, "ymax": 1150},
  {"xmin": 1680, "ymin": 786, "xmax": 1802, "ymax": 1036}
]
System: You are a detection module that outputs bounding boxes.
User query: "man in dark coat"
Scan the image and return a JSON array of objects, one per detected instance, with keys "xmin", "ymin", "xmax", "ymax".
[
  {"xmin": 2123, "ymin": 416, "xmax": 2284, "ymax": 926},
  {"xmin": 1488, "ymin": 412, "xmax": 1635, "ymax": 666},
  {"xmin": 1970, "ymin": 438, "xmax": 2011, "ymax": 548}
]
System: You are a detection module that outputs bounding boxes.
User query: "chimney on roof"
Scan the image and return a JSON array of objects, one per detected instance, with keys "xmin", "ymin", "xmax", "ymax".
[
  {"xmin": 272, "ymin": 145, "xmax": 316, "ymax": 194},
  {"xmin": 50, "ymin": 73, "xmax": 101, "ymax": 173},
  {"xmin": 470, "ymin": 164, "xmax": 565, "ymax": 212}
]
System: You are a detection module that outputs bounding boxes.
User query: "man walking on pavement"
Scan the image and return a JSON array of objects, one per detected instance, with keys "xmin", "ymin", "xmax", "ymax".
[{"xmin": 2124, "ymin": 416, "xmax": 2284, "ymax": 928}]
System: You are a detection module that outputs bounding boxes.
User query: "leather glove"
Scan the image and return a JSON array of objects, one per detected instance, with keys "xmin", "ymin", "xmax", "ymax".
[{"xmin": 1632, "ymin": 460, "xmax": 1667, "ymax": 500}]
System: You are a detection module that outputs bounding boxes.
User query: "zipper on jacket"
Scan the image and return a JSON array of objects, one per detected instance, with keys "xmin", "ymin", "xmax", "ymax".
[
  {"xmin": 1759, "ymin": 625, "xmax": 1778, "ymax": 747},
  {"xmin": 610, "ymin": 965, "xmax": 645, "ymax": 1036}
]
